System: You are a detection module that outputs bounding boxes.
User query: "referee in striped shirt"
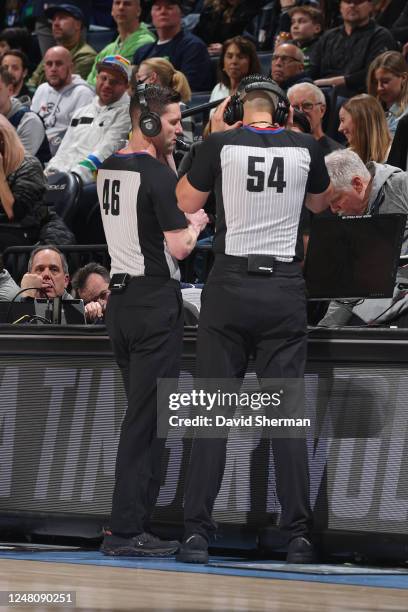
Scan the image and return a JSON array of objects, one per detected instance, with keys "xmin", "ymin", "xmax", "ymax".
[
  {"xmin": 176, "ymin": 75, "xmax": 333, "ymax": 564},
  {"xmin": 97, "ymin": 85, "xmax": 208, "ymax": 557}
]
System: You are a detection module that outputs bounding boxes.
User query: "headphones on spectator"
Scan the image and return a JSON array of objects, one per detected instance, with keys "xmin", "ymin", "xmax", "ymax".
[
  {"xmin": 137, "ymin": 84, "xmax": 162, "ymax": 137},
  {"xmin": 223, "ymin": 79, "xmax": 290, "ymax": 127}
]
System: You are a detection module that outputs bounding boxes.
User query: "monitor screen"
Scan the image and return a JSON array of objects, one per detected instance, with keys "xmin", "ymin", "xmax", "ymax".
[{"xmin": 304, "ymin": 214, "xmax": 406, "ymax": 299}]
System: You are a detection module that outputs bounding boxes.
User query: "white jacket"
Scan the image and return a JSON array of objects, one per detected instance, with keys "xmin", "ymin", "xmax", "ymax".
[
  {"xmin": 31, "ymin": 75, "xmax": 94, "ymax": 155},
  {"xmin": 45, "ymin": 93, "xmax": 131, "ymax": 184}
]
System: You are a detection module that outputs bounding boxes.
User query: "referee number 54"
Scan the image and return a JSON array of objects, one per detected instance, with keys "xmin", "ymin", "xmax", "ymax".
[{"xmin": 246, "ymin": 155, "xmax": 286, "ymax": 193}]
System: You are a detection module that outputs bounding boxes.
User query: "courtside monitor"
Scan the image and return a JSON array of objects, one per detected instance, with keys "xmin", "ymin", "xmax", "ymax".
[{"xmin": 304, "ymin": 214, "xmax": 406, "ymax": 299}]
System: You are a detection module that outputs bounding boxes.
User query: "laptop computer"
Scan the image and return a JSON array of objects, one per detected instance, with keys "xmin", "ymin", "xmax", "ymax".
[{"xmin": 304, "ymin": 214, "xmax": 406, "ymax": 300}]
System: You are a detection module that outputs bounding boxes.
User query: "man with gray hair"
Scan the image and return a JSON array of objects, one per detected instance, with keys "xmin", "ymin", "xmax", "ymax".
[
  {"xmin": 318, "ymin": 149, "xmax": 408, "ymax": 327},
  {"xmin": 20, "ymin": 245, "xmax": 72, "ymax": 300},
  {"xmin": 271, "ymin": 43, "xmax": 313, "ymax": 91},
  {"xmin": 287, "ymin": 83, "xmax": 343, "ymax": 155}
]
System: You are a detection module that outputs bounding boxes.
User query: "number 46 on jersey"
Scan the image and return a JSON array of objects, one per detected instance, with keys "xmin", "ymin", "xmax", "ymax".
[{"xmin": 103, "ymin": 178, "xmax": 121, "ymax": 215}]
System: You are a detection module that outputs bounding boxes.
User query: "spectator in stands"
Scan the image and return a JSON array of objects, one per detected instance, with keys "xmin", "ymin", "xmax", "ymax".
[
  {"xmin": 393, "ymin": 4, "xmax": 408, "ymax": 47},
  {"xmin": 132, "ymin": 58, "xmax": 193, "ymax": 140},
  {"xmin": 339, "ymin": 94, "xmax": 391, "ymax": 163},
  {"xmin": 289, "ymin": 5, "xmax": 324, "ymax": 69},
  {"xmin": 28, "ymin": 4, "xmax": 97, "ymax": 90},
  {"xmin": 318, "ymin": 148, "xmax": 408, "ymax": 327},
  {"xmin": 373, "ymin": 0, "xmax": 407, "ymax": 34},
  {"xmin": 288, "ymin": 82, "xmax": 343, "ymax": 155},
  {"xmin": 0, "ymin": 115, "xmax": 46, "ymax": 250},
  {"xmin": 71, "ymin": 261, "xmax": 110, "ymax": 322},
  {"xmin": 133, "ymin": 0, "xmax": 213, "ymax": 92},
  {"xmin": 44, "ymin": 55, "xmax": 131, "ymax": 185},
  {"xmin": 387, "ymin": 113, "xmax": 408, "ymax": 170},
  {"xmin": 0, "ymin": 66, "xmax": 46, "ymax": 158},
  {"xmin": 19, "ymin": 245, "xmax": 71, "ymax": 299},
  {"xmin": 193, "ymin": 0, "xmax": 263, "ymax": 56},
  {"xmin": 0, "ymin": 50, "xmax": 31, "ymax": 100},
  {"xmin": 309, "ymin": 0, "xmax": 396, "ymax": 98},
  {"xmin": 31, "ymin": 46, "xmax": 94, "ymax": 156},
  {"xmin": 87, "ymin": 0, "xmax": 155, "ymax": 88},
  {"xmin": 367, "ymin": 51, "xmax": 408, "ymax": 136},
  {"xmin": 271, "ymin": 43, "xmax": 313, "ymax": 91},
  {"xmin": 0, "ymin": 27, "xmax": 33, "ymax": 60},
  {"xmin": 209, "ymin": 36, "xmax": 260, "ymax": 104}
]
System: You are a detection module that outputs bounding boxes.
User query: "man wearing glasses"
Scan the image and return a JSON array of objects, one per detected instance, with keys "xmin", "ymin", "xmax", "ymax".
[
  {"xmin": 71, "ymin": 262, "xmax": 111, "ymax": 322},
  {"xmin": 309, "ymin": 0, "xmax": 396, "ymax": 97},
  {"xmin": 270, "ymin": 44, "xmax": 313, "ymax": 92},
  {"xmin": 287, "ymin": 82, "xmax": 344, "ymax": 156}
]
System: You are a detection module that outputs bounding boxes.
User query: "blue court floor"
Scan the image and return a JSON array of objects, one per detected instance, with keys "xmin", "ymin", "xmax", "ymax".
[{"xmin": 0, "ymin": 549, "xmax": 407, "ymax": 590}]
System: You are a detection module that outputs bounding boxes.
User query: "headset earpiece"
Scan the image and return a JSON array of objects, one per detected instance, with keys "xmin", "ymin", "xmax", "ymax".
[
  {"xmin": 223, "ymin": 94, "xmax": 244, "ymax": 126},
  {"xmin": 137, "ymin": 84, "xmax": 162, "ymax": 137}
]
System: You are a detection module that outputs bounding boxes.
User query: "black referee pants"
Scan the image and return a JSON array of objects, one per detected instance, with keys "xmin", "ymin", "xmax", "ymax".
[
  {"xmin": 184, "ymin": 255, "xmax": 312, "ymax": 541},
  {"xmin": 105, "ymin": 277, "xmax": 184, "ymax": 535}
]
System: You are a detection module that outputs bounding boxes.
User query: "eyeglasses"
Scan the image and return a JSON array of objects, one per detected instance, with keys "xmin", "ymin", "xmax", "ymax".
[
  {"xmin": 271, "ymin": 54, "xmax": 302, "ymax": 65},
  {"xmin": 292, "ymin": 102, "xmax": 324, "ymax": 112}
]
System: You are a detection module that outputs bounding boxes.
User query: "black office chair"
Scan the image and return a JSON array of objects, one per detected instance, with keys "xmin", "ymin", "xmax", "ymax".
[{"xmin": 44, "ymin": 171, "xmax": 82, "ymax": 230}]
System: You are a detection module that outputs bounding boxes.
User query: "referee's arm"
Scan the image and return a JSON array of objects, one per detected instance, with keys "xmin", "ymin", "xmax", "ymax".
[
  {"xmin": 164, "ymin": 215, "xmax": 207, "ymax": 260},
  {"xmin": 176, "ymin": 175, "xmax": 210, "ymax": 214},
  {"xmin": 305, "ymin": 182, "xmax": 334, "ymax": 214}
]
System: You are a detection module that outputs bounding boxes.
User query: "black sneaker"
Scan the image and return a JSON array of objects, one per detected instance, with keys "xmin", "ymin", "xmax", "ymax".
[
  {"xmin": 286, "ymin": 536, "xmax": 316, "ymax": 564},
  {"xmin": 176, "ymin": 534, "xmax": 209, "ymax": 564},
  {"xmin": 101, "ymin": 531, "xmax": 179, "ymax": 557}
]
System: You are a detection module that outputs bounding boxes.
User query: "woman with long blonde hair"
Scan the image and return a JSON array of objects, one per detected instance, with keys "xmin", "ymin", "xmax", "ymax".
[
  {"xmin": 133, "ymin": 58, "xmax": 192, "ymax": 103},
  {"xmin": 0, "ymin": 114, "xmax": 46, "ymax": 248},
  {"xmin": 338, "ymin": 94, "xmax": 391, "ymax": 164},
  {"xmin": 367, "ymin": 51, "xmax": 408, "ymax": 135}
]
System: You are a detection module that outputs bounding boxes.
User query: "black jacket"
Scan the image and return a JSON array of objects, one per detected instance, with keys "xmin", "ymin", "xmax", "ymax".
[
  {"xmin": 309, "ymin": 19, "xmax": 396, "ymax": 97},
  {"xmin": 7, "ymin": 155, "xmax": 45, "ymax": 227},
  {"xmin": 193, "ymin": 1, "xmax": 262, "ymax": 45},
  {"xmin": 391, "ymin": 3, "xmax": 408, "ymax": 44}
]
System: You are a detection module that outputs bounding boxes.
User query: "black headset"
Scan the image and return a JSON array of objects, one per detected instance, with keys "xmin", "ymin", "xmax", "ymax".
[
  {"xmin": 223, "ymin": 79, "xmax": 290, "ymax": 127},
  {"xmin": 137, "ymin": 83, "xmax": 162, "ymax": 137}
]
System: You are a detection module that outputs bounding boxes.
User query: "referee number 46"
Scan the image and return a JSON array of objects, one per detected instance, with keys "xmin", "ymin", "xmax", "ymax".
[
  {"xmin": 246, "ymin": 156, "xmax": 286, "ymax": 193},
  {"xmin": 102, "ymin": 179, "xmax": 120, "ymax": 215}
]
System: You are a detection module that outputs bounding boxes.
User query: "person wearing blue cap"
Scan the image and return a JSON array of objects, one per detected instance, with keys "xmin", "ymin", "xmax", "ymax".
[{"xmin": 28, "ymin": 3, "xmax": 97, "ymax": 90}]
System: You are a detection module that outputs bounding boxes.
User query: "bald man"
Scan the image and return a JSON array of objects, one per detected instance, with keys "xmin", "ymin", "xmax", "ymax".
[
  {"xmin": 31, "ymin": 46, "xmax": 94, "ymax": 154},
  {"xmin": 271, "ymin": 43, "xmax": 313, "ymax": 91}
]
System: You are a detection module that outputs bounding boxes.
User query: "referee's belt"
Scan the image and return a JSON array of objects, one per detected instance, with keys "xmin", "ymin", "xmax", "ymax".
[{"xmin": 215, "ymin": 254, "xmax": 298, "ymax": 275}]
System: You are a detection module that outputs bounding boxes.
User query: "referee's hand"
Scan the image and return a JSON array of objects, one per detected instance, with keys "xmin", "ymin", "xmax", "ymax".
[
  {"xmin": 186, "ymin": 210, "xmax": 209, "ymax": 234},
  {"xmin": 210, "ymin": 97, "xmax": 243, "ymax": 134}
]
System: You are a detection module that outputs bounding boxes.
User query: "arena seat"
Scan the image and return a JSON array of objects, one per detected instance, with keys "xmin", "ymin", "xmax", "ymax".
[
  {"xmin": 44, "ymin": 171, "xmax": 81, "ymax": 230},
  {"xmin": 86, "ymin": 27, "xmax": 117, "ymax": 53}
]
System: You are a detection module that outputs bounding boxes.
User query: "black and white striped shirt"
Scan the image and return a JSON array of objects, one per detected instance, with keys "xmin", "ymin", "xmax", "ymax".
[
  {"xmin": 187, "ymin": 126, "xmax": 330, "ymax": 260},
  {"xmin": 97, "ymin": 152, "xmax": 187, "ymax": 278}
]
